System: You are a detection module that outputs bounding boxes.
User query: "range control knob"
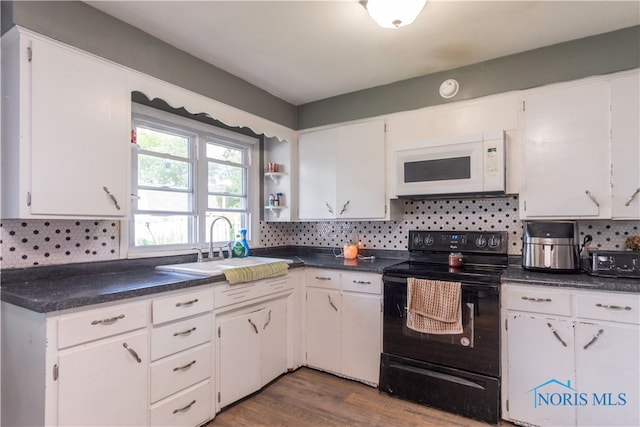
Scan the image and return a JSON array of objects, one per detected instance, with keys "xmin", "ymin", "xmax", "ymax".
[
  {"xmin": 424, "ymin": 234, "xmax": 434, "ymax": 246},
  {"xmin": 413, "ymin": 235, "xmax": 424, "ymax": 247},
  {"xmin": 488, "ymin": 236, "xmax": 501, "ymax": 248},
  {"xmin": 475, "ymin": 236, "xmax": 487, "ymax": 248}
]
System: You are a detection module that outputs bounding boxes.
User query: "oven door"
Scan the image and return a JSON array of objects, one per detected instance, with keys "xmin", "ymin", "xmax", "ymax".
[{"xmin": 382, "ymin": 275, "xmax": 500, "ymax": 377}]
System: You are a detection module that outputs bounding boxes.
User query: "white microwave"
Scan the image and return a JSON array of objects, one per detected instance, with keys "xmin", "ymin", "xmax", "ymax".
[{"xmin": 395, "ymin": 130, "xmax": 505, "ymax": 198}]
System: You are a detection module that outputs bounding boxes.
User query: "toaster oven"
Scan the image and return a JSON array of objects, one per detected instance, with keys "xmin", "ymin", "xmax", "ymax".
[{"xmin": 584, "ymin": 250, "xmax": 640, "ymax": 278}]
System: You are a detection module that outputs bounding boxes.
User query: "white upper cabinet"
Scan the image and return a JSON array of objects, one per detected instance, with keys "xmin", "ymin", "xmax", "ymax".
[
  {"xmin": 611, "ymin": 72, "xmax": 640, "ymax": 219},
  {"xmin": 520, "ymin": 80, "xmax": 611, "ymax": 218},
  {"xmin": 1, "ymin": 27, "xmax": 130, "ymax": 218},
  {"xmin": 298, "ymin": 120, "xmax": 387, "ymax": 220}
]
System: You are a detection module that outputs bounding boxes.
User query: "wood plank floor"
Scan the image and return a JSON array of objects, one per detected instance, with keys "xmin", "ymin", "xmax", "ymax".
[{"xmin": 208, "ymin": 367, "xmax": 512, "ymax": 427}]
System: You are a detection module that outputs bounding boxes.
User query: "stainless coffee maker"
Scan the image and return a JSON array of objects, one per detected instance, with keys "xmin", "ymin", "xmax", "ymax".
[{"xmin": 522, "ymin": 221, "xmax": 580, "ymax": 272}]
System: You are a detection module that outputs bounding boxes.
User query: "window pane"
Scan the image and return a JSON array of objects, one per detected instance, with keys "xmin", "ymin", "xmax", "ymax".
[
  {"xmin": 206, "ymin": 143, "xmax": 243, "ymax": 164},
  {"xmin": 208, "ymin": 195, "xmax": 245, "ymax": 210},
  {"xmin": 208, "ymin": 162, "xmax": 244, "ymax": 194},
  {"xmin": 137, "ymin": 189, "xmax": 192, "ymax": 212},
  {"xmin": 139, "ymin": 154, "xmax": 190, "ymax": 189},
  {"xmin": 205, "ymin": 213, "xmax": 244, "ymax": 243},
  {"xmin": 134, "ymin": 214, "xmax": 192, "ymax": 246},
  {"xmin": 137, "ymin": 127, "xmax": 189, "ymax": 158}
]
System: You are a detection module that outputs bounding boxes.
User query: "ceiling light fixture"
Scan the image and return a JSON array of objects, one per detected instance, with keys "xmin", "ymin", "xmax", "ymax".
[{"xmin": 362, "ymin": 0, "xmax": 427, "ymax": 29}]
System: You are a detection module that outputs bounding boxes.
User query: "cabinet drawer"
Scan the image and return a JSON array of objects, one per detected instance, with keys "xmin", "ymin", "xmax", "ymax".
[
  {"xmin": 151, "ymin": 313, "xmax": 213, "ymax": 361},
  {"xmin": 306, "ymin": 268, "xmax": 341, "ymax": 290},
  {"xmin": 341, "ymin": 272, "xmax": 381, "ymax": 295},
  {"xmin": 58, "ymin": 301, "xmax": 147, "ymax": 349},
  {"xmin": 214, "ymin": 281, "xmax": 261, "ymax": 308},
  {"xmin": 151, "ymin": 344, "xmax": 212, "ymax": 403},
  {"xmin": 505, "ymin": 287, "xmax": 572, "ymax": 316},
  {"xmin": 152, "ymin": 288, "xmax": 214, "ymax": 325},
  {"xmin": 150, "ymin": 380, "xmax": 212, "ymax": 427},
  {"xmin": 576, "ymin": 292, "xmax": 640, "ymax": 324}
]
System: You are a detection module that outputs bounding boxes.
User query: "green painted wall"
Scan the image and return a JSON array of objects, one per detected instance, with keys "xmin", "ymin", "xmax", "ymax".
[
  {"xmin": 297, "ymin": 26, "xmax": 640, "ymax": 129},
  {"xmin": 2, "ymin": 1, "xmax": 298, "ymax": 129},
  {"xmin": 3, "ymin": 2, "xmax": 638, "ymax": 131}
]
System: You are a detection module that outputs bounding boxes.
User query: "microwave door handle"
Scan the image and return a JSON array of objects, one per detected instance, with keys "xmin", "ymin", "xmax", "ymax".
[{"xmin": 544, "ymin": 244, "xmax": 553, "ymax": 268}]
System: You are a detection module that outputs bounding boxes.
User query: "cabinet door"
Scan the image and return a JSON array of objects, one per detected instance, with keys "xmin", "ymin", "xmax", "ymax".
[
  {"xmin": 306, "ymin": 287, "xmax": 341, "ymax": 374},
  {"xmin": 521, "ymin": 82, "xmax": 611, "ymax": 218},
  {"xmin": 298, "ymin": 128, "xmax": 337, "ymax": 220},
  {"xmin": 341, "ymin": 292, "xmax": 381, "ymax": 384},
  {"xmin": 29, "ymin": 37, "xmax": 129, "ymax": 217},
  {"xmin": 506, "ymin": 313, "xmax": 575, "ymax": 427},
  {"xmin": 611, "ymin": 73, "xmax": 640, "ymax": 219},
  {"xmin": 575, "ymin": 321, "xmax": 639, "ymax": 426},
  {"xmin": 57, "ymin": 330, "xmax": 148, "ymax": 426},
  {"xmin": 217, "ymin": 311, "xmax": 261, "ymax": 408},
  {"xmin": 336, "ymin": 120, "xmax": 386, "ymax": 219},
  {"xmin": 260, "ymin": 300, "xmax": 288, "ymax": 386}
]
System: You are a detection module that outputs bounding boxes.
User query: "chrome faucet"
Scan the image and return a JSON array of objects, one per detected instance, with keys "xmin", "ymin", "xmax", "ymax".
[{"xmin": 208, "ymin": 216, "xmax": 234, "ymax": 260}]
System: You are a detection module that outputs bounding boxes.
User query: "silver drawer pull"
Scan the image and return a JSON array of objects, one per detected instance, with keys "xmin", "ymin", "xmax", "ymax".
[
  {"xmin": 522, "ymin": 296, "xmax": 552, "ymax": 303},
  {"xmin": 546, "ymin": 323, "xmax": 567, "ymax": 347},
  {"xmin": 353, "ymin": 280, "xmax": 371, "ymax": 285},
  {"xmin": 328, "ymin": 295, "xmax": 338, "ymax": 312},
  {"xmin": 173, "ymin": 327, "xmax": 197, "ymax": 337},
  {"xmin": 625, "ymin": 188, "xmax": 640, "ymax": 206},
  {"xmin": 315, "ymin": 276, "xmax": 332, "ymax": 281},
  {"xmin": 91, "ymin": 314, "xmax": 125, "ymax": 325},
  {"xmin": 173, "ymin": 360, "xmax": 197, "ymax": 371},
  {"xmin": 585, "ymin": 190, "xmax": 600, "ymax": 207},
  {"xmin": 248, "ymin": 318, "xmax": 258, "ymax": 334},
  {"xmin": 103, "ymin": 186, "xmax": 121, "ymax": 210},
  {"xmin": 176, "ymin": 298, "xmax": 199, "ymax": 307},
  {"xmin": 325, "ymin": 202, "xmax": 334, "ymax": 215},
  {"xmin": 583, "ymin": 329, "xmax": 604, "ymax": 350},
  {"xmin": 595, "ymin": 303, "xmax": 631, "ymax": 311},
  {"xmin": 122, "ymin": 342, "xmax": 142, "ymax": 363},
  {"xmin": 173, "ymin": 399, "xmax": 196, "ymax": 414},
  {"xmin": 263, "ymin": 309, "xmax": 272, "ymax": 330}
]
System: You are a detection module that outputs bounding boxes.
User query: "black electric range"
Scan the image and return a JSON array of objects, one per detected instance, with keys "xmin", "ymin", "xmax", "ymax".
[{"xmin": 380, "ymin": 230, "xmax": 508, "ymax": 425}]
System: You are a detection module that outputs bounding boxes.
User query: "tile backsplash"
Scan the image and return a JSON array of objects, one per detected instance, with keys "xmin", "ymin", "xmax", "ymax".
[
  {"xmin": 1, "ymin": 196, "xmax": 638, "ymax": 269},
  {"xmin": 1, "ymin": 220, "xmax": 120, "ymax": 269}
]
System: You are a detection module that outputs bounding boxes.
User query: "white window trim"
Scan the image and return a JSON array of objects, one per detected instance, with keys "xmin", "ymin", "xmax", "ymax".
[{"xmin": 122, "ymin": 103, "xmax": 260, "ymax": 259}]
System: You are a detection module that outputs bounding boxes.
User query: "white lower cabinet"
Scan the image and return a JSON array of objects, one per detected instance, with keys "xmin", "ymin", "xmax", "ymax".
[
  {"xmin": 1, "ymin": 299, "xmax": 150, "ymax": 427},
  {"xmin": 305, "ymin": 268, "xmax": 382, "ymax": 386},
  {"xmin": 502, "ymin": 284, "xmax": 640, "ymax": 427},
  {"xmin": 306, "ymin": 287, "xmax": 342, "ymax": 374},
  {"xmin": 58, "ymin": 329, "xmax": 149, "ymax": 427},
  {"xmin": 215, "ymin": 275, "xmax": 293, "ymax": 410}
]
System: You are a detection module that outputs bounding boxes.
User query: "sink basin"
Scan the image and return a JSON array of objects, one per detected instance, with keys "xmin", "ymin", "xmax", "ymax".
[
  {"xmin": 155, "ymin": 261, "xmax": 225, "ymax": 276},
  {"xmin": 216, "ymin": 256, "xmax": 286, "ymax": 268},
  {"xmin": 156, "ymin": 256, "xmax": 290, "ymax": 277}
]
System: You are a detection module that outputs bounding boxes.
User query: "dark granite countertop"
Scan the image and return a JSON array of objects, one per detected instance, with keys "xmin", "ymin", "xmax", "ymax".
[
  {"xmin": 1, "ymin": 247, "xmax": 406, "ymax": 313},
  {"xmin": 502, "ymin": 265, "xmax": 640, "ymax": 293}
]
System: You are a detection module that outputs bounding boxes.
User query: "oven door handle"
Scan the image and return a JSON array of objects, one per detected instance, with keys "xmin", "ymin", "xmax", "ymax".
[
  {"xmin": 389, "ymin": 363, "xmax": 485, "ymax": 390},
  {"xmin": 382, "ymin": 276, "xmax": 408, "ymax": 284}
]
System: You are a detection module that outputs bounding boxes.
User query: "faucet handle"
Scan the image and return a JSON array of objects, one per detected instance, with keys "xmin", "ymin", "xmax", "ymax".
[{"xmin": 191, "ymin": 247, "xmax": 204, "ymax": 263}]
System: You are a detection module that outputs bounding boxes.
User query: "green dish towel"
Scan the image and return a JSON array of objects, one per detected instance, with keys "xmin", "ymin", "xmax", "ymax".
[{"xmin": 223, "ymin": 261, "xmax": 289, "ymax": 285}]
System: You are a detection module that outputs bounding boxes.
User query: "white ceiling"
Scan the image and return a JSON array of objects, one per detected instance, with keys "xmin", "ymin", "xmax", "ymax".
[{"xmin": 86, "ymin": 1, "xmax": 639, "ymax": 105}]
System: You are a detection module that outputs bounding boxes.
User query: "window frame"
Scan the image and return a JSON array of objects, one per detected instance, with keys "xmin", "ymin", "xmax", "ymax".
[{"xmin": 127, "ymin": 103, "xmax": 260, "ymax": 257}]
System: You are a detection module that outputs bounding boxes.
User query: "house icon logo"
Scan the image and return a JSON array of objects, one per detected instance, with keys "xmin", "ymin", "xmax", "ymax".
[
  {"xmin": 528, "ymin": 378, "xmax": 628, "ymax": 408},
  {"xmin": 528, "ymin": 379, "xmax": 577, "ymax": 408}
]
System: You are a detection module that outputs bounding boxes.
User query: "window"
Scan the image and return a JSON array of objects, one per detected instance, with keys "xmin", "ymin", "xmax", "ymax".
[{"xmin": 130, "ymin": 103, "xmax": 259, "ymax": 253}]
